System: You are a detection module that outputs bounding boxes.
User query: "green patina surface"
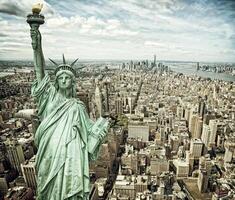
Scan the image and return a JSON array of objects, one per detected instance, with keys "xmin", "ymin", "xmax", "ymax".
[{"xmin": 27, "ymin": 9, "xmax": 109, "ymax": 200}]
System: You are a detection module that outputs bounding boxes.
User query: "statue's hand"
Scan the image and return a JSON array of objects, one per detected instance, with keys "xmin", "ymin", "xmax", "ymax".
[{"xmin": 30, "ymin": 25, "xmax": 41, "ymax": 50}]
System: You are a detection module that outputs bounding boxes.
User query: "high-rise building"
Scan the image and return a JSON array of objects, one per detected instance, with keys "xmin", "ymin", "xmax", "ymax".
[
  {"xmin": 103, "ymin": 78, "xmax": 111, "ymax": 113},
  {"xmin": 184, "ymin": 108, "xmax": 191, "ymax": 122},
  {"xmin": 0, "ymin": 112, "xmax": 3, "ymax": 123},
  {"xmin": 196, "ymin": 62, "xmax": 200, "ymax": 70},
  {"xmin": 153, "ymin": 54, "xmax": 156, "ymax": 67},
  {"xmin": 198, "ymin": 99, "xmax": 206, "ymax": 118},
  {"xmin": 203, "ymin": 112, "xmax": 215, "ymax": 125},
  {"xmin": 130, "ymin": 60, "xmax": 134, "ymax": 70},
  {"xmin": 189, "ymin": 113, "xmax": 197, "ymax": 134},
  {"xmin": 190, "ymin": 138, "xmax": 203, "ymax": 158},
  {"xmin": 198, "ymin": 169, "xmax": 209, "ymax": 193},
  {"xmin": 21, "ymin": 156, "xmax": 36, "ymax": 189},
  {"xmin": 191, "ymin": 116, "xmax": 203, "ymax": 138},
  {"xmin": 128, "ymin": 97, "xmax": 135, "ymax": 114},
  {"xmin": 114, "ymin": 175, "xmax": 135, "ymax": 199},
  {"xmin": 208, "ymin": 119, "xmax": 217, "ymax": 147},
  {"xmin": 158, "ymin": 125, "xmax": 166, "ymax": 143},
  {"xmin": 150, "ymin": 157, "xmax": 169, "ymax": 175},
  {"xmin": 121, "ymin": 152, "xmax": 138, "ymax": 174},
  {"xmin": 185, "ymin": 151, "xmax": 195, "ymax": 175},
  {"xmin": 95, "ymin": 83, "xmax": 103, "ymax": 117},
  {"xmin": 134, "ymin": 175, "xmax": 149, "ymax": 193},
  {"xmin": 224, "ymin": 140, "xmax": 235, "ymax": 163},
  {"xmin": 4, "ymin": 139, "xmax": 25, "ymax": 175},
  {"xmin": 169, "ymin": 135, "xmax": 180, "ymax": 152},
  {"xmin": 197, "ymin": 155, "xmax": 212, "ymax": 193},
  {"xmin": 216, "ymin": 134, "xmax": 225, "ymax": 148},
  {"xmin": 128, "ymin": 125, "xmax": 149, "ymax": 142},
  {"xmin": 115, "ymin": 97, "xmax": 123, "ymax": 115},
  {"xmin": 176, "ymin": 106, "xmax": 184, "ymax": 120},
  {"xmin": 77, "ymin": 91, "xmax": 90, "ymax": 113},
  {"xmin": 201, "ymin": 124, "xmax": 210, "ymax": 147},
  {"xmin": 173, "ymin": 159, "xmax": 189, "ymax": 178},
  {"xmin": 213, "ymin": 85, "xmax": 220, "ymax": 99},
  {"xmin": 201, "ymin": 119, "xmax": 217, "ymax": 148},
  {"xmin": 0, "ymin": 176, "xmax": 8, "ymax": 195}
]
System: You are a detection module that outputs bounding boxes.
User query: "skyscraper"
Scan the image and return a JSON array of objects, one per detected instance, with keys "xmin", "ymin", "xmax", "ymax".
[
  {"xmin": 201, "ymin": 120, "xmax": 217, "ymax": 148},
  {"xmin": 196, "ymin": 62, "xmax": 200, "ymax": 70},
  {"xmin": 21, "ymin": 156, "xmax": 36, "ymax": 189},
  {"xmin": 193, "ymin": 116, "xmax": 203, "ymax": 139},
  {"xmin": 190, "ymin": 138, "xmax": 203, "ymax": 158},
  {"xmin": 208, "ymin": 119, "xmax": 217, "ymax": 147},
  {"xmin": 201, "ymin": 124, "xmax": 210, "ymax": 148},
  {"xmin": 95, "ymin": 83, "xmax": 103, "ymax": 118},
  {"xmin": 77, "ymin": 91, "xmax": 90, "ymax": 113},
  {"xmin": 4, "ymin": 139, "xmax": 25, "ymax": 175},
  {"xmin": 198, "ymin": 155, "xmax": 212, "ymax": 193},
  {"xmin": 115, "ymin": 97, "xmax": 123, "ymax": 115},
  {"xmin": 198, "ymin": 99, "xmax": 206, "ymax": 118},
  {"xmin": 103, "ymin": 78, "xmax": 111, "ymax": 113},
  {"xmin": 153, "ymin": 54, "xmax": 156, "ymax": 67},
  {"xmin": 224, "ymin": 140, "xmax": 235, "ymax": 163},
  {"xmin": 128, "ymin": 125, "xmax": 149, "ymax": 142}
]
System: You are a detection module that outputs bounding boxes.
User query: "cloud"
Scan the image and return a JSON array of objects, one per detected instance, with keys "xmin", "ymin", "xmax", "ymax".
[
  {"xmin": 0, "ymin": 0, "xmax": 235, "ymax": 62},
  {"xmin": 0, "ymin": 47, "xmax": 19, "ymax": 52},
  {"xmin": 1, "ymin": 41, "xmax": 28, "ymax": 47},
  {"xmin": 45, "ymin": 15, "xmax": 138, "ymax": 37},
  {"xmin": 220, "ymin": 49, "xmax": 235, "ymax": 54},
  {"xmin": 0, "ymin": 33, "xmax": 7, "ymax": 37},
  {"xmin": 91, "ymin": 40, "xmax": 101, "ymax": 44},
  {"xmin": 144, "ymin": 41, "xmax": 168, "ymax": 48}
]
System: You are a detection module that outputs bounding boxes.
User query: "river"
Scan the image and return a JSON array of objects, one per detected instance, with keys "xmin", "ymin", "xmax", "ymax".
[{"xmin": 168, "ymin": 63, "xmax": 235, "ymax": 82}]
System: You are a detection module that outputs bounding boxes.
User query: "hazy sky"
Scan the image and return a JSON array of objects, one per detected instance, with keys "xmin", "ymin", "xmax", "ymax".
[{"xmin": 0, "ymin": 0, "xmax": 235, "ymax": 62}]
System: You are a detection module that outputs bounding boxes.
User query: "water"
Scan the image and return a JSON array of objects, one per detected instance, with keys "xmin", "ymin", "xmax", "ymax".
[
  {"xmin": 168, "ymin": 63, "xmax": 235, "ymax": 82},
  {"xmin": 0, "ymin": 60, "xmax": 234, "ymax": 82}
]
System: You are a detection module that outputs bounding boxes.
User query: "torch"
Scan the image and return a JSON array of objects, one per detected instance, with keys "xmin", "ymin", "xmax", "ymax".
[{"xmin": 26, "ymin": 3, "xmax": 44, "ymax": 50}]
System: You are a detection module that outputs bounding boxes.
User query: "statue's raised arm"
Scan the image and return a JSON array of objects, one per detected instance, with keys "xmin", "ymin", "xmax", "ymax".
[{"xmin": 27, "ymin": 3, "xmax": 45, "ymax": 82}]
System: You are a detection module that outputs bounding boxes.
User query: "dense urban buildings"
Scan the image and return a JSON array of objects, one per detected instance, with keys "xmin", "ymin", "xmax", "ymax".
[{"xmin": 0, "ymin": 59, "xmax": 235, "ymax": 200}]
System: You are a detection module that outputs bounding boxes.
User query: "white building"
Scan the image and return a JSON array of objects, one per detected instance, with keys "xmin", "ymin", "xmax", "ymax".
[
  {"xmin": 190, "ymin": 138, "xmax": 203, "ymax": 158},
  {"xmin": 128, "ymin": 125, "xmax": 149, "ymax": 142},
  {"xmin": 173, "ymin": 159, "xmax": 189, "ymax": 178},
  {"xmin": 21, "ymin": 156, "xmax": 36, "ymax": 189}
]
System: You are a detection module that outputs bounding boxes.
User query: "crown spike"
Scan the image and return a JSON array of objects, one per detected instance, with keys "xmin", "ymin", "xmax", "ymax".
[
  {"xmin": 53, "ymin": 55, "xmax": 78, "ymax": 76},
  {"xmin": 70, "ymin": 58, "xmax": 79, "ymax": 67},
  {"xmin": 62, "ymin": 54, "xmax": 66, "ymax": 64},
  {"xmin": 49, "ymin": 58, "xmax": 58, "ymax": 66}
]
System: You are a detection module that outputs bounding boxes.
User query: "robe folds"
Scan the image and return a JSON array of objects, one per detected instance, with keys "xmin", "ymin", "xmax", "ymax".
[{"xmin": 32, "ymin": 74, "xmax": 102, "ymax": 200}]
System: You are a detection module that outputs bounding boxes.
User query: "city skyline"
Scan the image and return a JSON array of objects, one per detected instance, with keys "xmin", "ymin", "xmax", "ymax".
[
  {"xmin": 0, "ymin": 61, "xmax": 234, "ymax": 199},
  {"xmin": 0, "ymin": 0, "xmax": 235, "ymax": 62}
]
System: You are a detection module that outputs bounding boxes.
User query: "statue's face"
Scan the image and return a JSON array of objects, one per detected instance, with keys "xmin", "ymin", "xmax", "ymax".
[{"xmin": 57, "ymin": 72, "xmax": 73, "ymax": 90}]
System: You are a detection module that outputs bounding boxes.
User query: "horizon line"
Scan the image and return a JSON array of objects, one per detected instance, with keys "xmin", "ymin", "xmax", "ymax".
[{"xmin": 0, "ymin": 58, "xmax": 235, "ymax": 64}]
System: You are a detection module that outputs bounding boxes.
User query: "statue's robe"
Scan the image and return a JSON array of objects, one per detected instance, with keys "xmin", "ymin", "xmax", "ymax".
[{"xmin": 32, "ymin": 75, "xmax": 100, "ymax": 200}]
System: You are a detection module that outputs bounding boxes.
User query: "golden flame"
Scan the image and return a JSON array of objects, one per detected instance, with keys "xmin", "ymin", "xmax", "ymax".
[{"xmin": 32, "ymin": 3, "xmax": 43, "ymax": 14}]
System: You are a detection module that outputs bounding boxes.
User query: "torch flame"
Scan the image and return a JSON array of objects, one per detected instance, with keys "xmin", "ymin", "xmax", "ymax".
[{"xmin": 32, "ymin": 3, "xmax": 43, "ymax": 14}]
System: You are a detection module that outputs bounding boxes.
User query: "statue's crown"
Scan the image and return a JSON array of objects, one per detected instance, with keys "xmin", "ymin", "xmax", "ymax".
[
  {"xmin": 49, "ymin": 54, "xmax": 78, "ymax": 76},
  {"xmin": 54, "ymin": 64, "xmax": 76, "ymax": 76}
]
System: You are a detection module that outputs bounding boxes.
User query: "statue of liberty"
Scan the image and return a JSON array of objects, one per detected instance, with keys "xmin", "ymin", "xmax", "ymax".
[{"xmin": 27, "ymin": 4, "xmax": 109, "ymax": 200}]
